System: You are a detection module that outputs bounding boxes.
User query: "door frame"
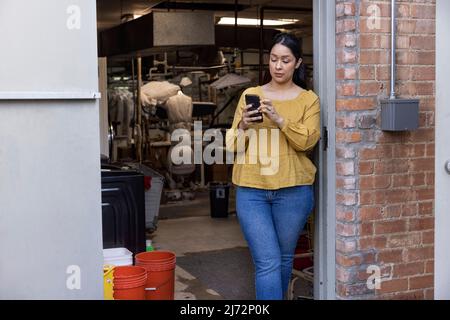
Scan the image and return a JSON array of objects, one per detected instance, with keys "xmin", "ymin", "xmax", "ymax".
[
  {"xmin": 435, "ymin": 0, "xmax": 450, "ymax": 300},
  {"xmin": 313, "ymin": 0, "xmax": 336, "ymax": 300}
]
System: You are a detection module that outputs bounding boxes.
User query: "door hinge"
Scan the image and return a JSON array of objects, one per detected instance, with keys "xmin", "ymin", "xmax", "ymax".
[{"xmin": 323, "ymin": 126, "xmax": 328, "ymax": 151}]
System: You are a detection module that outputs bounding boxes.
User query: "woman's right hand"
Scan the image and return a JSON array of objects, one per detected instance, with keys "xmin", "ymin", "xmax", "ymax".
[{"xmin": 238, "ymin": 104, "xmax": 263, "ymax": 130}]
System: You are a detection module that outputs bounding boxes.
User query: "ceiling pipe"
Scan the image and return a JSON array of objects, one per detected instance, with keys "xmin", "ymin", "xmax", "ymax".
[{"xmin": 390, "ymin": 0, "xmax": 396, "ymax": 99}]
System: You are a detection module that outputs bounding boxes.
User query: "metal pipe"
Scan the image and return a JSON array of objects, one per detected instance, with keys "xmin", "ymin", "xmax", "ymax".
[
  {"xmin": 390, "ymin": 0, "xmax": 396, "ymax": 99},
  {"xmin": 259, "ymin": 6, "xmax": 264, "ymax": 85},
  {"xmin": 234, "ymin": 0, "xmax": 238, "ymax": 49}
]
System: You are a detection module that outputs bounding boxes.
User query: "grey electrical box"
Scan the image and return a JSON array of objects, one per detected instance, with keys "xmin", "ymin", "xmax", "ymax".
[{"xmin": 381, "ymin": 99, "xmax": 420, "ymax": 131}]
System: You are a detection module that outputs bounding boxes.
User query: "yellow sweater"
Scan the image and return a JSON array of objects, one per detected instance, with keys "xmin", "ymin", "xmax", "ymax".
[{"xmin": 225, "ymin": 86, "xmax": 321, "ymax": 190}]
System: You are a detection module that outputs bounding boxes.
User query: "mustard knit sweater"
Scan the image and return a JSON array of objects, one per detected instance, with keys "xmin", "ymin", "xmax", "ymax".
[{"xmin": 225, "ymin": 86, "xmax": 321, "ymax": 190}]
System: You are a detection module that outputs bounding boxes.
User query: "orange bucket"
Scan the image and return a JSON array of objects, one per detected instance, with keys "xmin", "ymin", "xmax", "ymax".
[
  {"xmin": 135, "ymin": 251, "xmax": 176, "ymax": 300},
  {"xmin": 113, "ymin": 266, "xmax": 147, "ymax": 300}
]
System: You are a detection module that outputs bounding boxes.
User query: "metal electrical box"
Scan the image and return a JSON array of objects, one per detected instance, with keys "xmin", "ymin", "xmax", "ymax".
[{"xmin": 381, "ymin": 99, "xmax": 420, "ymax": 131}]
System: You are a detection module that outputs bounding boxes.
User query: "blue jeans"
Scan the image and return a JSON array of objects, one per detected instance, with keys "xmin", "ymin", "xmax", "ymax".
[{"xmin": 236, "ymin": 185, "xmax": 315, "ymax": 300}]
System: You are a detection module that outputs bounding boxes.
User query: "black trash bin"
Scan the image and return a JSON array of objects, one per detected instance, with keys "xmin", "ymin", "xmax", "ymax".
[{"xmin": 209, "ymin": 182, "xmax": 230, "ymax": 218}]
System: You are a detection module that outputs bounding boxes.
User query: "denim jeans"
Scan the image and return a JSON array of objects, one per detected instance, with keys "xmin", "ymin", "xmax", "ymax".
[{"xmin": 236, "ymin": 185, "xmax": 315, "ymax": 300}]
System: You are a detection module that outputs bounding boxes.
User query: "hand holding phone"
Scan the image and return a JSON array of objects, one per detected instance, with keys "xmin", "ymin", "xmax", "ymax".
[{"xmin": 245, "ymin": 94, "xmax": 263, "ymax": 123}]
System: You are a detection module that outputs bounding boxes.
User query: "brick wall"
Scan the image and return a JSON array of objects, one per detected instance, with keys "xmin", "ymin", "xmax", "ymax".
[{"xmin": 335, "ymin": 0, "xmax": 435, "ymax": 299}]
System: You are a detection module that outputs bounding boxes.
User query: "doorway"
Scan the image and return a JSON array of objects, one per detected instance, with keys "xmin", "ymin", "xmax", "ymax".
[{"xmin": 97, "ymin": 0, "xmax": 336, "ymax": 300}]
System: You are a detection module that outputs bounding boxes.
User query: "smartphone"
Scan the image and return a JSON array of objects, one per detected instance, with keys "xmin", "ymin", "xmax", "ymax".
[{"xmin": 245, "ymin": 94, "xmax": 263, "ymax": 123}]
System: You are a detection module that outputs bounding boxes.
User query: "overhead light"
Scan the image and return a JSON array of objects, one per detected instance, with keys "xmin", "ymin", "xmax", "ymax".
[
  {"xmin": 217, "ymin": 17, "xmax": 298, "ymax": 26},
  {"xmin": 134, "ymin": 14, "xmax": 143, "ymax": 19}
]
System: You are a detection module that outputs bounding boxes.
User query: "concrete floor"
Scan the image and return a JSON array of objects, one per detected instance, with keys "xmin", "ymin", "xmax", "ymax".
[
  {"xmin": 152, "ymin": 215, "xmax": 247, "ymax": 299},
  {"xmin": 152, "ymin": 204, "xmax": 314, "ymax": 300}
]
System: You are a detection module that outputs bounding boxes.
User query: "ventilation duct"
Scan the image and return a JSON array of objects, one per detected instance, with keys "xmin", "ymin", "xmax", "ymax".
[{"xmin": 99, "ymin": 11, "xmax": 215, "ymax": 57}]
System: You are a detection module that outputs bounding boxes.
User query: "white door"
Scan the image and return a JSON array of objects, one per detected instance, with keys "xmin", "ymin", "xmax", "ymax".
[
  {"xmin": 313, "ymin": 0, "xmax": 336, "ymax": 300},
  {"xmin": 435, "ymin": 0, "xmax": 450, "ymax": 300}
]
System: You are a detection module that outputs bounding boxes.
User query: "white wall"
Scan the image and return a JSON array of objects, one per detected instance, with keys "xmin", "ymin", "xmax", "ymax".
[
  {"xmin": 0, "ymin": 0, "xmax": 103, "ymax": 299},
  {"xmin": 0, "ymin": 101, "xmax": 103, "ymax": 299},
  {"xmin": 435, "ymin": 0, "xmax": 450, "ymax": 300}
]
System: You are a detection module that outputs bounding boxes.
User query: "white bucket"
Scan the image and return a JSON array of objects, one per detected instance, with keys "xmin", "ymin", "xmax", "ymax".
[{"xmin": 103, "ymin": 248, "xmax": 133, "ymax": 266}]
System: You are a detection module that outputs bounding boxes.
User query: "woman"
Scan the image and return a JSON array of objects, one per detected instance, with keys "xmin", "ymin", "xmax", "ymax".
[{"xmin": 226, "ymin": 33, "xmax": 321, "ymax": 300}]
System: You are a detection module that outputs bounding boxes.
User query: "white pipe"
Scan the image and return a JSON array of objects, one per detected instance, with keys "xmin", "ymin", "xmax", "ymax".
[{"xmin": 390, "ymin": 0, "xmax": 397, "ymax": 99}]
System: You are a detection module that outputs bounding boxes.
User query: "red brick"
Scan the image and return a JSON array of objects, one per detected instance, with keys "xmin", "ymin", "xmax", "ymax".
[
  {"xmin": 359, "ymin": 236, "xmax": 387, "ymax": 250},
  {"xmin": 360, "ymin": 222, "xmax": 374, "ymax": 237},
  {"xmin": 359, "ymin": 161, "xmax": 375, "ymax": 175},
  {"xmin": 415, "ymin": 188, "xmax": 434, "ymax": 201},
  {"xmin": 336, "ymin": 147, "xmax": 356, "ymax": 159},
  {"xmin": 393, "ymin": 262, "xmax": 425, "ymax": 278},
  {"xmin": 378, "ymin": 249, "xmax": 404, "ymax": 264},
  {"xmin": 425, "ymin": 261, "xmax": 434, "ymax": 274},
  {"xmin": 422, "ymin": 231, "xmax": 434, "ymax": 245},
  {"xmin": 360, "ymin": 146, "xmax": 393, "ymax": 160},
  {"xmin": 336, "ymin": 161, "xmax": 355, "ymax": 176},
  {"xmin": 374, "ymin": 160, "xmax": 409, "ymax": 175},
  {"xmin": 401, "ymin": 203, "xmax": 418, "ymax": 217},
  {"xmin": 337, "ymin": 222, "xmax": 357, "ymax": 237},
  {"xmin": 374, "ymin": 220, "xmax": 407, "ymax": 235},
  {"xmin": 387, "ymin": 233, "xmax": 421, "ymax": 248},
  {"xmin": 336, "ymin": 34, "xmax": 357, "ymax": 48},
  {"xmin": 360, "ymin": 34, "xmax": 390, "ymax": 49},
  {"xmin": 360, "ymin": 190, "xmax": 386, "ymax": 205},
  {"xmin": 336, "ymin": 238, "xmax": 357, "ymax": 254},
  {"xmin": 398, "ymin": 82, "xmax": 434, "ymax": 96},
  {"xmin": 336, "ymin": 206, "xmax": 355, "ymax": 222},
  {"xmin": 336, "ymin": 98, "xmax": 377, "ymax": 111},
  {"xmin": 409, "ymin": 217, "xmax": 434, "ymax": 232},
  {"xmin": 337, "ymin": 67, "xmax": 357, "ymax": 80},
  {"xmin": 360, "ymin": 50, "xmax": 390, "ymax": 64},
  {"xmin": 411, "ymin": 5, "xmax": 436, "ymax": 19},
  {"xmin": 337, "ymin": 131, "xmax": 362, "ymax": 143},
  {"xmin": 378, "ymin": 278, "xmax": 408, "ymax": 294},
  {"xmin": 360, "ymin": 66, "xmax": 375, "ymax": 80},
  {"xmin": 360, "ymin": 81, "xmax": 386, "ymax": 96},
  {"xmin": 337, "ymin": 49, "xmax": 358, "ymax": 64},
  {"xmin": 406, "ymin": 246, "xmax": 434, "ymax": 262},
  {"xmin": 409, "ymin": 275, "xmax": 434, "ymax": 290},
  {"xmin": 360, "ymin": 175, "xmax": 391, "ymax": 190},
  {"xmin": 360, "ymin": 206, "xmax": 383, "ymax": 221},
  {"xmin": 425, "ymin": 289, "xmax": 434, "ymax": 300},
  {"xmin": 418, "ymin": 202, "xmax": 433, "ymax": 216},
  {"xmin": 337, "ymin": 83, "xmax": 357, "ymax": 96},
  {"xmin": 410, "ymin": 37, "xmax": 435, "ymax": 51},
  {"xmin": 336, "ymin": 19, "xmax": 356, "ymax": 33},
  {"xmin": 336, "ymin": 253, "xmax": 363, "ymax": 267},
  {"xmin": 385, "ymin": 205, "xmax": 402, "ymax": 219},
  {"xmin": 337, "ymin": 192, "xmax": 358, "ymax": 206},
  {"xmin": 410, "ymin": 159, "xmax": 434, "ymax": 172},
  {"xmin": 376, "ymin": 66, "xmax": 410, "ymax": 81}
]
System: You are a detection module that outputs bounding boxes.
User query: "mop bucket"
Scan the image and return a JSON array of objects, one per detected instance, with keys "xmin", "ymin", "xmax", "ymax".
[
  {"xmin": 113, "ymin": 266, "xmax": 147, "ymax": 300},
  {"xmin": 103, "ymin": 265, "xmax": 115, "ymax": 300},
  {"xmin": 135, "ymin": 251, "xmax": 176, "ymax": 300}
]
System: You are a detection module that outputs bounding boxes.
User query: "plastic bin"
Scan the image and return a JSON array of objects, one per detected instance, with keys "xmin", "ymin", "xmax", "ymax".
[
  {"xmin": 209, "ymin": 182, "xmax": 230, "ymax": 218},
  {"xmin": 103, "ymin": 248, "xmax": 133, "ymax": 266},
  {"xmin": 125, "ymin": 162, "xmax": 165, "ymax": 231}
]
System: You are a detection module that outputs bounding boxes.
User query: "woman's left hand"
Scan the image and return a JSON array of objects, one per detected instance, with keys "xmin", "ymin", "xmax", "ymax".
[{"xmin": 259, "ymin": 99, "xmax": 285, "ymax": 128}]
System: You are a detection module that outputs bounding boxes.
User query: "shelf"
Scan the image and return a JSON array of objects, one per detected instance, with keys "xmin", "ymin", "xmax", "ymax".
[{"xmin": 0, "ymin": 92, "xmax": 101, "ymax": 100}]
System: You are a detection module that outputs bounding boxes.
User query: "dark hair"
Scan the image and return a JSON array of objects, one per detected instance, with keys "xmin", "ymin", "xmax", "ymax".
[{"xmin": 266, "ymin": 32, "xmax": 307, "ymax": 89}]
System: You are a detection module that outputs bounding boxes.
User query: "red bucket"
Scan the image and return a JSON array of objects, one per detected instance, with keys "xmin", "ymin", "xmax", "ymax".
[
  {"xmin": 113, "ymin": 266, "xmax": 147, "ymax": 300},
  {"xmin": 135, "ymin": 251, "xmax": 176, "ymax": 300}
]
